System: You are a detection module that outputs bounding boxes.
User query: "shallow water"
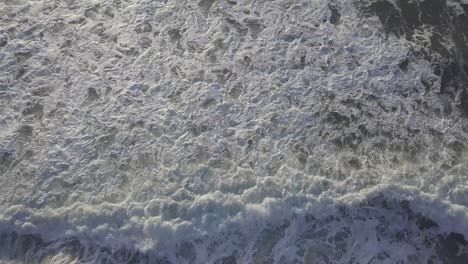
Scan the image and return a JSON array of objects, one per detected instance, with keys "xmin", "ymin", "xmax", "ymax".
[{"xmin": 1, "ymin": 0, "xmax": 468, "ymax": 263}]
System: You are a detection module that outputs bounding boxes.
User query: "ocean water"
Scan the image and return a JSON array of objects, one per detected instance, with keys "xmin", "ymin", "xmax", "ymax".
[{"xmin": 1, "ymin": 0, "xmax": 468, "ymax": 263}]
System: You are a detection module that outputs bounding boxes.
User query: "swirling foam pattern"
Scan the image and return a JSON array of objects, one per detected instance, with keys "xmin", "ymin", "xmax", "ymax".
[{"xmin": 1, "ymin": 0, "xmax": 468, "ymax": 263}]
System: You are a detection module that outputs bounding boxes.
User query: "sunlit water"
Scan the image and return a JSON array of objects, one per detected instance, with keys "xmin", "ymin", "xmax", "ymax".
[{"xmin": 1, "ymin": 0, "xmax": 468, "ymax": 263}]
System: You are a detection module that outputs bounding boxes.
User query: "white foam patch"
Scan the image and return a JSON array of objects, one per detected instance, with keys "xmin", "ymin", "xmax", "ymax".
[{"xmin": 1, "ymin": 0, "xmax": 468, "ymax": 263}]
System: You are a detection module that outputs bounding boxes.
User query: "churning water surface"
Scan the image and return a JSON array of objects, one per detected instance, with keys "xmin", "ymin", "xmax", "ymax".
[{"xmin": 1, "ymin": 0, "xmax": 468, "ymax": 263}]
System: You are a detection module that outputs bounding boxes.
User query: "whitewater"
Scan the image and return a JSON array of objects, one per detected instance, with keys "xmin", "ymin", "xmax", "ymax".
[{"xmin": 1, "ymin": 0, "xmax": 468, "ymax": 263}]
